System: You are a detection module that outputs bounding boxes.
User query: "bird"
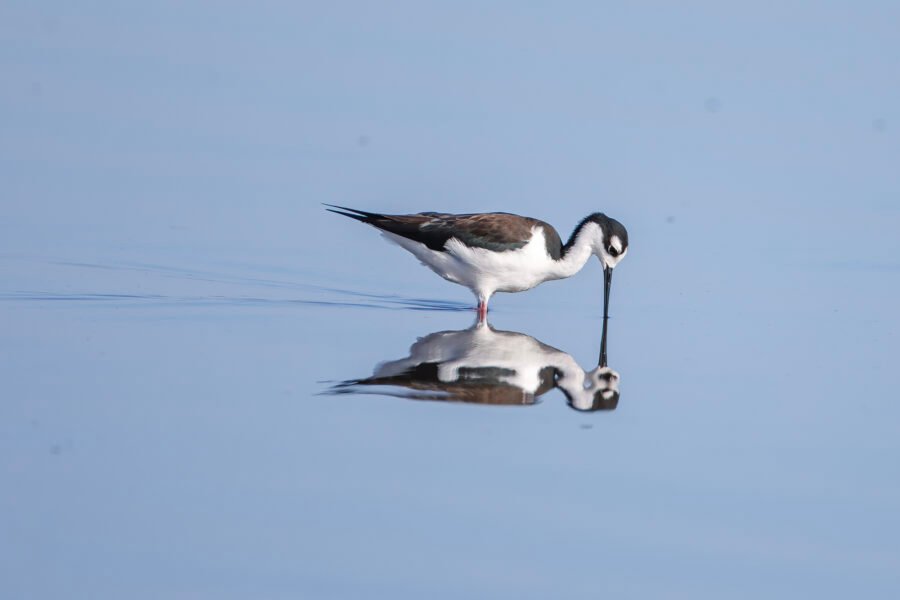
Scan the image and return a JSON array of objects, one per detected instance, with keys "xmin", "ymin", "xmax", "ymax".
[
  {"xmin": 325, "ymin": 205, "xmax": 629, "ymax": 321},
  {"xmin": 329, "ymin": 321, "xmax": 621, "ymax": 412}
]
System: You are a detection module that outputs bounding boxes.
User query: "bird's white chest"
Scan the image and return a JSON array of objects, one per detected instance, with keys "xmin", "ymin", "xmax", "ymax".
[
  {"xmin": 443, "ymin": 230, "xmax": 552, "ymax": 292},
  {"xmin": 382, "ymin": 228, "xmax": 554, "ymax": 295}
]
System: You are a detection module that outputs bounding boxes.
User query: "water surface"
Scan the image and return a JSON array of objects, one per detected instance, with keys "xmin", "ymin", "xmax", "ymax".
[{"xmin": 2, "ymin": 3, "xmax": 900, "ymax": 599}]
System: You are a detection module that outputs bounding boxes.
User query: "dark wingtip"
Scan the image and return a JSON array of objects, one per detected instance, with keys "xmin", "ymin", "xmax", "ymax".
[
  {"xmin": 323, "ymin": 203, "xmax": 373, "ymax": 222},
  {"xmin": 323, "ymin": 203, "xmax": 354, "ymax": 211},
  {"xmin": 325, "ymin": 208, "xmax": 367, "ymax": 221}
]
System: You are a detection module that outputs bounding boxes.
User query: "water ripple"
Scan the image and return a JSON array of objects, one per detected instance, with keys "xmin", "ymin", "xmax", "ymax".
[
  {"xmin": 0, "ymin": 255, "xmax": 474, "ymax": 313},
  {"xmin": 0, "ymin": 290, "xmax": 471, "ymax": 312}
]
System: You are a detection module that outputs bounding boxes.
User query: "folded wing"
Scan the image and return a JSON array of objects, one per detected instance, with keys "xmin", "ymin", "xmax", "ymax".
[{"xmin": 325, "ymin": 204, "xmax": 557, "ymax": 253}]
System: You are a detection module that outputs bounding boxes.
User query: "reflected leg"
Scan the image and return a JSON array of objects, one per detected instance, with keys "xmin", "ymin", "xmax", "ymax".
[{"xmin": 476, "ymin": 301, "xmax": 488, "ymax": 322}]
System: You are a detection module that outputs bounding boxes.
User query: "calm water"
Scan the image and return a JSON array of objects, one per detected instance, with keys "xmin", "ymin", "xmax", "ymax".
[{"xmin": 2, "ymin": 3, "xmax": 900, "ymax": 599}]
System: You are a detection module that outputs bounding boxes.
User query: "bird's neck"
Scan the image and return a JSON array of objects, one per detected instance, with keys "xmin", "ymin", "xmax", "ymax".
[
  {"xmin": 551, "ymin": 357, "xmax": 600, "ymax": 410},
  {"xmin": 547, "ymin": 223, "xmax": 599, "ymax": 279}
]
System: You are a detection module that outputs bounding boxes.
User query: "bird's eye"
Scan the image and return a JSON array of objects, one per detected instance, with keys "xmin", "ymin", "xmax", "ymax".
[{"xmin": 607, "ymin": 245, "xmax": 619, "ymax": 257}]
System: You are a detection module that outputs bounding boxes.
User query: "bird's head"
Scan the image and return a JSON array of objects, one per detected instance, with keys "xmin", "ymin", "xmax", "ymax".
[
  {"xmin": 583, "ymin": 213, "xmax": 629, "ymax": 271},
  {"xmin": 577, "ymin": 213, "xmax": 629, "ymax": 321},
  {"xmin": 566, "ymin": 367, "xmax": 620, "ymax": 412}
]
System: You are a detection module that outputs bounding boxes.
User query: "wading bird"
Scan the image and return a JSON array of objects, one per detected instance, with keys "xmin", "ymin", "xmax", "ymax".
[{"xmin": 325, "ymin": 205, "xmax": 628, "ymax": 321}]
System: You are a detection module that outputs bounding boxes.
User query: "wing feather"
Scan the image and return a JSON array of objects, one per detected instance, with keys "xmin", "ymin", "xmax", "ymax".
[{"xmin": 325, "ymin": 205, "xmax": 559, "ymax": 254}]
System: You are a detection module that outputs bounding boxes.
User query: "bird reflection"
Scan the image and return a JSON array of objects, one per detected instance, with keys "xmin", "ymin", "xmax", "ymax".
[{"xmin": 329, "ymin": 320, "xmax": 620, "ymax": 412}]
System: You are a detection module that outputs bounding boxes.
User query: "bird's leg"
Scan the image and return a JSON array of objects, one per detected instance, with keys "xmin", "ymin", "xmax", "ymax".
[{"xmin": 476, "ymin": 300, "xmax": 488, "ymax": 323}]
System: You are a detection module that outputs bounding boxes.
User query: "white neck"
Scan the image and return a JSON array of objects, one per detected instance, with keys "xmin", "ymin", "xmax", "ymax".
[
  {"xmin": 546, "ymin": 223, "xmax": 600, "ymax": 280},
  {"xmin": 545, "ymin": 353, "xmax": 606, "ymax": 409},
  {"xmin": 548, "ymin": 352, "xmax": 585, "ymax": 386}
]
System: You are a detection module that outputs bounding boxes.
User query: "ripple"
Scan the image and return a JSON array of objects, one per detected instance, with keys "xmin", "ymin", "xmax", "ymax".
[{"xmin": 0, "ymin": 289, "xmax": 471, "ymax": 313}]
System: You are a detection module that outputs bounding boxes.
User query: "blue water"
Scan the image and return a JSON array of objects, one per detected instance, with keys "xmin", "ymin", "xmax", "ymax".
[{"xmin": 2, "ymin": 3, "xmax": 900, "ymax": 599}]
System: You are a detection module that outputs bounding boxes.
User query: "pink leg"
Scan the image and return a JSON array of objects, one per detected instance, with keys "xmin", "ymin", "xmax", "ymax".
[{"xmin": 476, "ymin": 301, "xmax": 488, "ymax": 322}]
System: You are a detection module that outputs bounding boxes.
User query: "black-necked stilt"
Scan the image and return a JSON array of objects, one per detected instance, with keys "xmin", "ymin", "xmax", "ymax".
[
  {"xmin": 330, "ymin": 321, "xmax": 620, "ymax": 412},
  {"xmin": 325, "ymin": 205, "xmax": 629, "ymax": 321}
]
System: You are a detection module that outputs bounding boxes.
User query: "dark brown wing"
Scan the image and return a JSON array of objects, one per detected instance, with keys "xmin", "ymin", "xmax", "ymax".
[
  {"xmin": 325, "ymin": 205, "xmax": 560, "ymax": 254},
  {"xmin": 337, "ymin": 363, "xmax": 537, "ymax": 405}
]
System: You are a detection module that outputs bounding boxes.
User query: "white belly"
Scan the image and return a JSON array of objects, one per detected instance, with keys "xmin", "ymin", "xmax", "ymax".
[{"xmin": 381, "ymin": 228, "xmax": 554, "ymax": 299}]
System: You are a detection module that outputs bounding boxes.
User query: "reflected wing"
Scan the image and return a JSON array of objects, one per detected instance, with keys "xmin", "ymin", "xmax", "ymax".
[{"xmin": 334, "ymin": 363, "xmax": 537, "ymax": 405}]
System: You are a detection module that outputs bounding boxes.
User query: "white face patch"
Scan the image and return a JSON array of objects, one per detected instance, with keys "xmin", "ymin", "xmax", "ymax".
[
  {"xmin": 599, "ymin": 234, "xmax": 627, "ymax": 270},
  {"xmin": 610, "ymin": 236, "xmax": 623, "ymax": 254}
]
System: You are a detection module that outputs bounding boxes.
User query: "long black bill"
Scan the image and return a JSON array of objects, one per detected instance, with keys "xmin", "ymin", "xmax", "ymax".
[{"xmin": 599, "ymin": 266, "xmax": 612, "ymax": 367}]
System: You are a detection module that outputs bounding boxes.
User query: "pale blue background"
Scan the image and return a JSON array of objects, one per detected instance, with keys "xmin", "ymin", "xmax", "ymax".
[{"xmin": 2, "ymin": 2, "xmax": 899, "ymax": 599}]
